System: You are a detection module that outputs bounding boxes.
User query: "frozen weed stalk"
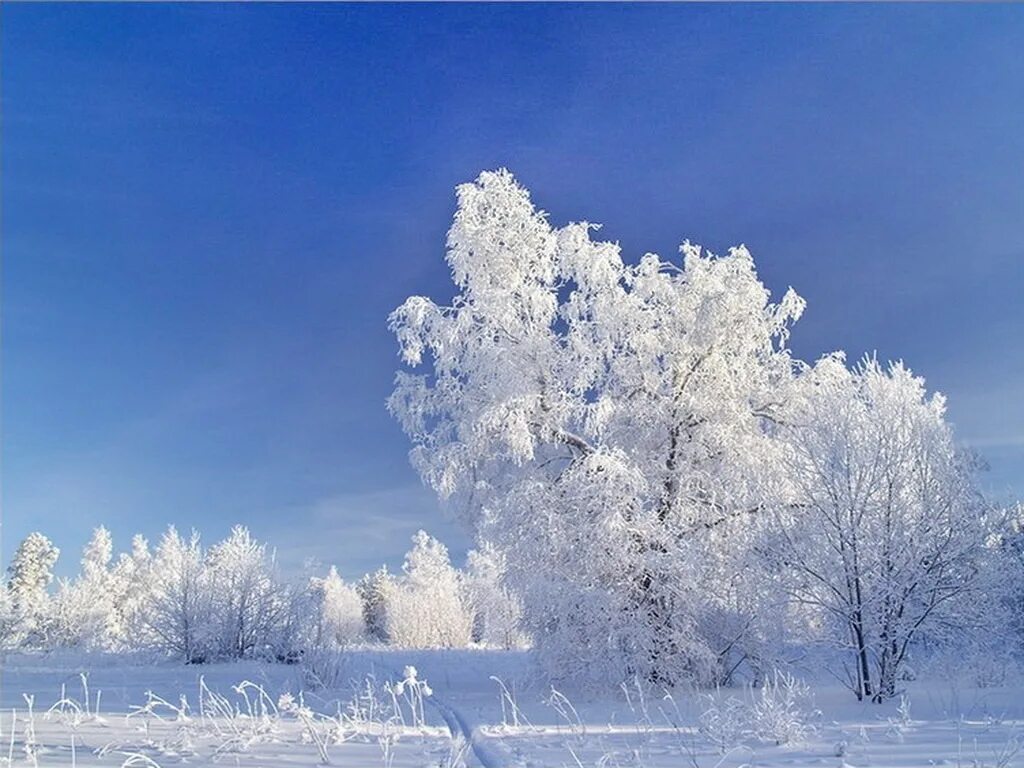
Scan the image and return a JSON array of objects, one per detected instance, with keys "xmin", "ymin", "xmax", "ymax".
[
  {"xmin": 388, "ymin": 666, "xmax": 431, "ymax": 730},
  {"xmin": 278, "ymin": 692, "xmax": 334, "ymax": 765},
  {"xmin": 491, "ymin": 675, "xmax": 535, "ymax": 732},
  {"xmin": 7, "ymin": 708, "xmax": 16, "ymax": 767},
  {"xmin": 46, "ymin": 682, "xmax": 87, "ymax": 730},
  {"xmin": 342, "ymin": 675, "xmax": 390, "ymax": 733},
  {"xmin": 197, "ymin": 677, "xmax": 281, "ymax": 756},
  {"xmin": 377, "ymin": 720, "xmax": 397, "ymax": 768},
  {"xmin": 22, "ymin": 694, "xmax": 38, "ymax": 768},
  {"xmin": 122, "ymin": 689, "xmax": 195, "ymax": 757},
  {"xmin": 546, "ymin": 686, "xmax": 586, "ymax": 741}
]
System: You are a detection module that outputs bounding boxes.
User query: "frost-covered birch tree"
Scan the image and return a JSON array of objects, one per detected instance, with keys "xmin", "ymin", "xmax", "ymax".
[
  {"xmin": 206, "ymin": 525, "xmax": 290, "ymax": 660},
  {"xmin": 138, "ymin": 527, "xmax": 213, "ymax": 662},
  {"xmin": 464, "ymin": 542, "xmax": 527, "ymax": 649},
  {"xmin": 769, "ymin": 356, "xmax": 993, "ymax": 701},
  {"xmin": 389, "ymin": 170, "xmax": 804, "ymax": 685}
]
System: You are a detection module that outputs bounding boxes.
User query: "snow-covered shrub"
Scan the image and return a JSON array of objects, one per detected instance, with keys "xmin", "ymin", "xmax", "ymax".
[
  {"xmin": 749, "ymin": 672, "xmax": 816, "ymax": 746},
  {"xmin": 697, "ymin": 673, "xmax": 816, "ymax": 751},
  {"xmin": 385, "ymin": 531, "xmax": 473, "ymax": 649},
  {"xmin": 698, "ymin": 695, "xmax": 749, "ymax": 753}
]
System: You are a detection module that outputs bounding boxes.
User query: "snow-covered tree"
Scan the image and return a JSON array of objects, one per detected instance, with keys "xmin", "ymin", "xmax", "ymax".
[
  {"xmin": 385, "ymin": 531, "xmax": 473, "ymax": 648},
  {"xmin": 0, "ymin": 583, "xmax": 22, "ymax": 650},
  {"xmin": 206, "ymin": 526, "xmax": 290, "ymax": 660},
  {"xmin": 53, "ymin": 527, "xmax": 118, "ymax": 649},
  {"xmin": 6, "ymin": 532, "xmax": 60, "ymax": 646},
  {"xmin": 311, "ymin": 566, "xmax": 365, "ymax": 648},
  {"xmin": 137, "ymin": 527, "xmax": 212, "ymax": 662},
  {"xmin": 769, "ymin": 356, "xmax": 994, "ymax": 701},
  {"xmin": 985, "ymin": 503, "xmax": 1024, "ymax": 654},
  {"xmin": 357, "ymin": 566, "xmax": 395, "ymax": 643},
  {"xmin": 464, "ymin": 542, "xmax": 526, "ymax": 648},
  {"xmin": 108, "ymin": 534, "xmax": 154, "ymax": 648},
  {"xmin": 389, "ymin": 170, "xmax": 803, "ymax": 685}
]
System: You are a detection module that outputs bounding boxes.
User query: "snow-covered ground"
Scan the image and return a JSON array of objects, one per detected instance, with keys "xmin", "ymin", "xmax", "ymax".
[{"xmin": 0, "ymin": 650, "xmax": 1022, "ymax": 767}]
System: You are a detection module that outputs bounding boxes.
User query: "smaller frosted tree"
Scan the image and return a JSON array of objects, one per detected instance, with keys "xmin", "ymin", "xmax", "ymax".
[
  {"xmin": 464, "ymin": 542, "xmax": 526, "ymax": 648},
  {"xmin": 312, "ymin": 566, "xmax": 365, "ymax": 647},
  {"xmin": 989, "ymin": 503, "xmax": 1024, "ymax": 651},
  {"xmin": 6, "ymin": 532, "xmax": 60, "ymax": 646},
  {"xmin": 386, "ymin": 531, "xmax": 473, "ymax": 648},
  {"xmin": 357, "ymin": 566, "xmax": 395, "ymax": 643},
  {"xmin": 138, "ymin": 527, "xmax": 213, "ymax": 662},
  {"xmin": 109, "ymin": 534, "xmax": 154, "ymax": 648},
  {"xmin": 0, "ymin": 584, "xmax": 22, "ymax": 650},
  {"xmin": 772, "ymin": 356, "xmax": 993, "ymax": 702},
  {"xmin": 58, "ymin": 527, "xmax": 118, "ymax": 649},
  {"xmin": 206, "ymin": 526, "xmax": 289, "ymax": 660}
]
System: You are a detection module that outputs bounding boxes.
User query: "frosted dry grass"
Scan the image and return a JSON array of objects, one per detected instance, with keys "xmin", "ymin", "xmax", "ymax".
[
  {"xmin": 2, "ymin": 653, "xmax": 1024, "ymax": 767},
  {"xmin": 0, "ymin": 667, "xmax": 453, "ymax": 767}
]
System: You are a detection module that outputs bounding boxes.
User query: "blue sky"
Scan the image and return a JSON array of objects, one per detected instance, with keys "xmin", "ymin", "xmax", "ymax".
[{"xmin": 3, "ymin": 4, "xmax": 1022, "ymax": 580}]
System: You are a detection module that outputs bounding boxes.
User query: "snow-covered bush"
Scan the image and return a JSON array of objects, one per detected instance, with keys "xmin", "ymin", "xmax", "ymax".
[
  {"xmin": 698, "ymin": 695, "xmax": 749, "ymax": 753},
  {"xmin": 749, "ymin": 672, "xmax": 817, "ymax": 746},
  {"xmin": 697, "ymin": 673, "xmax": 816, "ymax": 751}
]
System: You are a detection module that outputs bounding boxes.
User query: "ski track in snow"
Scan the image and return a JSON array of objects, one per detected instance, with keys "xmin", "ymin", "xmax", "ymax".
[
  {"xmin": 426, "ymin": 691, "xmax": 506, "ymax": 768},
  {"xmin": 375, "ymin": 656, "xmax": 506, "ymax": 768}
]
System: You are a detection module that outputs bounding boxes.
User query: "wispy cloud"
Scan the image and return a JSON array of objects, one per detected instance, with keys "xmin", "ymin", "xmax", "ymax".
[{"xmin": 270, "ymin": 484, "xmax": 471, "ymax": 581}]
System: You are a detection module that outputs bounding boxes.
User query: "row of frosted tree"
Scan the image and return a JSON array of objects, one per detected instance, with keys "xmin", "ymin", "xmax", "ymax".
[
  {"xmin": 385, "ymin": 170, "xmax": 1024, "ymax": 702},
  {"xmin": 6, "ymin": 170, "xmax": 1024, "ymax": 703},
  {"xmin": 1, "ymin": 525, "xmax": 523, "ymax": 663}
]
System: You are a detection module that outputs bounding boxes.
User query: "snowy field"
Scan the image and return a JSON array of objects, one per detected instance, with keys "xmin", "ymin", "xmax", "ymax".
[{"xmin": 1, "ymin": 650, "xmax": 1022, "ymax": 768}]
